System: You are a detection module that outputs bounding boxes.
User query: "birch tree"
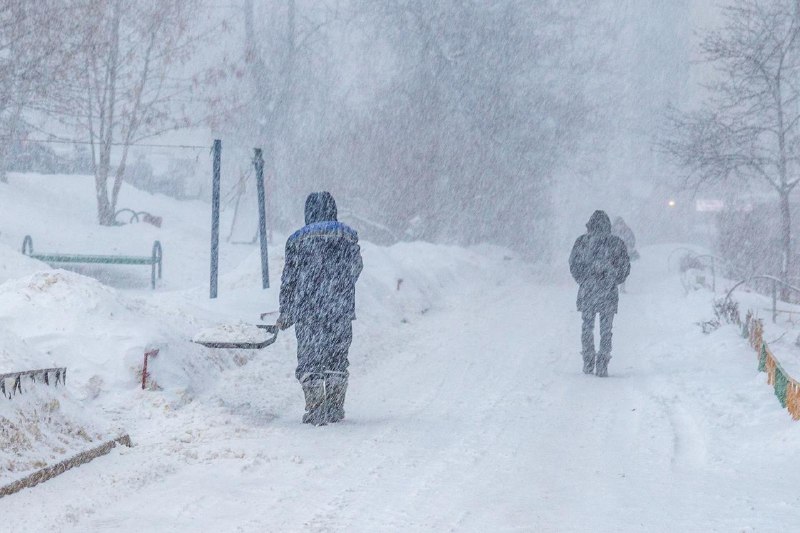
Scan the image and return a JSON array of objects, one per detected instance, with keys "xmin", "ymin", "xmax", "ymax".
[{"xmin": 50, "ymin": 0, "xmax": 206, "ymax": 225}]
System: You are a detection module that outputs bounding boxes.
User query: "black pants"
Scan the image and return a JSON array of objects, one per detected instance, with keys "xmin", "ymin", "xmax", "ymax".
[
  {"xmin": 581, "ymin": 310, "xmax": 614, "ymax": 356},
  {"xmin": 295, "ymin": 320, "xmax": 353, "ymax": 381}
]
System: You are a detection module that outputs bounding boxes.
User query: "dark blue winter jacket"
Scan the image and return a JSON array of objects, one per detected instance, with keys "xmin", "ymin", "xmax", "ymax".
[
  {"xmin": 279, "ymin": 192, "xmax": 363, "ymax": 326},
  {"xmin": 569, "ymin": 210, "xmax": 630, "ymax": 314}
]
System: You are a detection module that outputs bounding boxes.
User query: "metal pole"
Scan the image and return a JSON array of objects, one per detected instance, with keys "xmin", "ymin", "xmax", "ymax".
[
  {"xmin": 253, "ymin": 148, "xmax": 270, "ymax": 289},
  {"xmin": 210, "ymin": 139, "xmax": 221, "ymax": 299}
]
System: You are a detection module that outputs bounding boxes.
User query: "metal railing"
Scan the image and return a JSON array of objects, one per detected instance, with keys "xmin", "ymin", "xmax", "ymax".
[
  {"xmin": 669, "ymin": 248, "xmax": 800, "ymax": 323},
  {"xmin": 113, "ymin": 208, "xmax": 162, "ymax": 227},
  {"xmin": 670, "ymin": 248, "xmax": 749, "ymax": 293},
  {"xmin": 725, "ymin": 275, "xmax": 800, "ymax": 323}
]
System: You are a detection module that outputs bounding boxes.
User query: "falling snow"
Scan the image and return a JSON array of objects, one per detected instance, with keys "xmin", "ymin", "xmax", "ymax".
[{"xmin": 2, "ymin": 1, "xmax": 800, "ymax": 531}]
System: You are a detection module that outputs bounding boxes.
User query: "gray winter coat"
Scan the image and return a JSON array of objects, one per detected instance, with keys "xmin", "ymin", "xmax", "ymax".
[
  {"xmin": 279, "ymin": 192, "xmax": 363, "ymax": 326},
  {"xmin": 569, "ymin": 210, "xmax": 631, "ymax": 314}
]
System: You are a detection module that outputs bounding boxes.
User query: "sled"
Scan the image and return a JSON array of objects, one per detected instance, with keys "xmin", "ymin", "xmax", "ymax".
[{"xmin": 193, "ymin": 324, "xmax": 279, "ymax": 350}]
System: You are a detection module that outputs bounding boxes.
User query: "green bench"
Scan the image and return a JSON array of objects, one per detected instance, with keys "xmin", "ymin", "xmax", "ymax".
[{"xmin": 22, "ymin": 235, "xmax": 162, "ymax": 289}]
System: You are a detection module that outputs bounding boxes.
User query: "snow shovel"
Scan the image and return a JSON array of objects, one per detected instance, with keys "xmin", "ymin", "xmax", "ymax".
[{"xmin": 193, "ymin": 324, "xmax": 279, "ymax": 350}]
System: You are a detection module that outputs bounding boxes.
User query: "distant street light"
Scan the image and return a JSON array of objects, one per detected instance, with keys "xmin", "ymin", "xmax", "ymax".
[{"xmin": 668, "ymin": 199, "xmax": 677, "ymax": 208}]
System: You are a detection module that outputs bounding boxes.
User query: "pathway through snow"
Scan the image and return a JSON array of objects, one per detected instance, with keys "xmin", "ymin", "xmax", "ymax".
[{"xmin": 2, "ymin": 247, "xmax": 800, "ymax": 532}]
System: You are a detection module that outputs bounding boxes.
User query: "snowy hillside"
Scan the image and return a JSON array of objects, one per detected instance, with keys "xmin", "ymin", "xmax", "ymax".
[{"xmin": 0, "ymin": 174, "xmax": 799, "ymax": 531}]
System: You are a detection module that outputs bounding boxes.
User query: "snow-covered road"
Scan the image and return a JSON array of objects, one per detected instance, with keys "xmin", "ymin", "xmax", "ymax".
[{"xmin": 3, "ymin": 246, "xmax": 800, "ymax": 532}]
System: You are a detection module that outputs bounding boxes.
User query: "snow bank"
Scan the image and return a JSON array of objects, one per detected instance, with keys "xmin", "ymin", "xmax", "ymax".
[
  {"xmin": 0, "ymin": 327, "xmax": 113, "ymax": 485},
  {"xmin": 0, "ymin": 386, "xmax": 110, "ymax": 485},
  {"xmin": 357, "ymin": 241, "xmax": 516, "ymax": 323},
  {"xmin": 0, "ymin": 237, "xmax": 517, "ymax": 405},
  {"xmin": 0, "ymin": 269, "xmax": 257, "ymax": 402},
  {"xmin": 0, "ymin": 241, "xmax": 49, "ymax": 285},
  {"xmin": 0, "ymin": 327, "xmax": 42, "ymax": 372},
  {"xmin": 0, "ymin": 267, "xmax": 264, "ymax": 482}
]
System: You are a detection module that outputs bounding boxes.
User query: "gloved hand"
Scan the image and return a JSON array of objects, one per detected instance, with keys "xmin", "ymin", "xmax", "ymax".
[{"xmin": 275, "ymin": 314, "xmax": 293, "ymax": 330}]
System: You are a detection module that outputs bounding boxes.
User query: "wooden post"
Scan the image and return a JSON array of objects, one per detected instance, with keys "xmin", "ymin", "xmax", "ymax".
[{"xmin": 0, "ymin": 435, "xmax": 132, "ymax": 498}]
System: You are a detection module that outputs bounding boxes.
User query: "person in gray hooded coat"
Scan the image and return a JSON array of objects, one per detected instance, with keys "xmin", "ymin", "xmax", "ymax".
[
  {"xmin": 569, "ymin": 210, "xmax": 630, "ymax": 376},
  {"xmin": 277, "ymin": 192, "xmax": 363, "ymax": 424}
]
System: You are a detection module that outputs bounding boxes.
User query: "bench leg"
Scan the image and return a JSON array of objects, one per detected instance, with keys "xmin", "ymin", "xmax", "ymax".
[{"xmin": 151, "ymin": 240, "xmax": 162, "ymax": 290}]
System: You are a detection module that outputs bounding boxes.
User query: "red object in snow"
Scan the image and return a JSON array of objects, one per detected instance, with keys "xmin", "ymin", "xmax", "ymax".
[{"xmin": 142, "ymin": 349, "xmax": 159, "ymax": 390}]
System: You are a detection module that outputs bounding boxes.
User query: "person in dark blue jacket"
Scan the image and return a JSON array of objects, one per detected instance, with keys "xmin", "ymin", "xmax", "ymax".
[
  {"xmin": 277, "ymin": 192, "xmax": 363, "ymax": 425},
  {"xmin": 569, "ymin": 210, "xmax": 630, "ymax": 377}
]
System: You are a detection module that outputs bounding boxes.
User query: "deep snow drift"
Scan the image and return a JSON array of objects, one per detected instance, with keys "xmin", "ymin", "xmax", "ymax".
[{"xmin": 0, "ymin": 174, "xmax": 799, "ymax": 531}]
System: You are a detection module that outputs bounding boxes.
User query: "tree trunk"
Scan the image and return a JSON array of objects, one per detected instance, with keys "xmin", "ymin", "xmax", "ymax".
[
  {"xmin": 96, "ymin": 162, "xmax": 114, "ymax": 225},
  {"xmin": 780, "ymin": 190, "xmax": 792, "ymax": 301},
  {"xmin": 95, "ymin": 0, "xmax": 121, "ymax": 226},
  {"xmin": 0, "ymin": 109, "xmax": 14, "ymax": 183},
  {"xmin": 95, "ymin": 134, "xmax": 116, "ymax": 224},
  {"xmin": 0, "ymin": 156, "xmax": 8, "ymax": 183},
  {"xmin": 110, "ymin": 142, "xmax": 131, "ymax": 217}
]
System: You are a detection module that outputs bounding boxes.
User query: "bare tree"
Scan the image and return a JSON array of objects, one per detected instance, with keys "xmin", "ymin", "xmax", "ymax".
[
  {"xmin": 0, "ymin": 1, "xmax": 78, "ymax": 183},
  {"xmin": 47, "ymin": 0, "xmax": 209, "ymax": 225},
  {"xmin": 663, "ymin": 0, "xmax": 800, "ymax": 294}
]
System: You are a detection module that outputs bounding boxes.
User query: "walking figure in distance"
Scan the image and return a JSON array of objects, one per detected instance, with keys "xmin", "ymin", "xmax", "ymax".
[
  {"xmin": 611, "ymin": 216, "xmax": 638, "ymax": 293},
  {"xmin": 277, "ymin": 192, "xmax": 363, "ymax": 424},
  {"xmin": 569, "ymin": 210, "xmax": 630, "ymax": 377}
]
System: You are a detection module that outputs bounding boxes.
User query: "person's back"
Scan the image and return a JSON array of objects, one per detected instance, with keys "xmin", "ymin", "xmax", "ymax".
[
  {"xmin": 278, "ymin": 192, "xmax": 363, "ymax": 425},
  {"xmin": 570, "ymin": 231, "xmax": 624, "ymax": 305},
  {"xmin": 282, "ymin": 218, "xmax": 361, "ymax": 323},
  {"xmin": 612, "ymin": 216, "xmax": 639, "ymax": 261},
  {"xmin": 569, "ymin": 210, "xmax": 630, "ymax": 376}
]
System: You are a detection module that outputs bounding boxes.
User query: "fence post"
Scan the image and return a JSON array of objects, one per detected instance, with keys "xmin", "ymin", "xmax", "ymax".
[
  {"xmin": 253, "ymin": 148, "xmax": 269, "ymax": 289},
  {"xmin": 210, "ymin": 139, "xmax": 221, "ymax": 299}
]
